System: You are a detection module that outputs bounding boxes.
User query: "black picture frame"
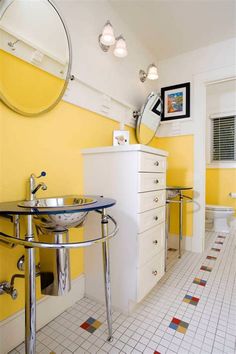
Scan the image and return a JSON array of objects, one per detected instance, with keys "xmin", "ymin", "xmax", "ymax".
[{"xmin": 161, "ymin": 82, "xmax": 190, "ymax": 121}]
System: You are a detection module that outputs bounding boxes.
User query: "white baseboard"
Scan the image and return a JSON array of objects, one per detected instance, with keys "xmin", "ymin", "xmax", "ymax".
[
  {"xmin": 168, "ymin": 233, "xmax": 192, "ymax": 252},
  {"xmin": 0, "ymin": 274, "xmax": 85, "ymax": 354}
]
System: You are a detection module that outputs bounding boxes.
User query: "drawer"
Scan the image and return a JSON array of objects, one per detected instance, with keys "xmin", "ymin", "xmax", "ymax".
[
  {"xmin": 139, "ymin": 152, "xmax": 166, "ymax": 173},
  {"xmin": 138, "ymin": 223, "xmax": 165, "ymax": 267},
  {"xmin": 137, "ymin": 252, "xmax": 165, "ymax": 302},
  {"xmin": 138, "ymin": 206, "xmax": 165, "ymax": 233},
  {"xmin": 138, "ymin": 190, "xmax": 166, "ymax": 213},
  {"xmin": 138, "ymin": 173, "xmax": 166, "ymax": 192}
]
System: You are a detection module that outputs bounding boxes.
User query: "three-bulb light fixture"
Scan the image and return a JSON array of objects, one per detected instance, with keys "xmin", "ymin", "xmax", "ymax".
[{"xmin": 98, "ymin": 20, "xmax": 128, "ymax": 58}]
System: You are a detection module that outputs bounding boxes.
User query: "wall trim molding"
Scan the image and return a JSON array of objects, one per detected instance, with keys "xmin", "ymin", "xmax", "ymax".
[
  {"xmin": 63, "ymin": 76, "xmax": 136, "ymax": 129},
  {"xmin": 0, "ymin": 274, "xmax": 85, "ymax": 354},
  {"xmin": 63, "ymin": 76, "xmax": 195, "ymax": 138},
  {"xmin": 206, "ymin": 163, "xmax": 236, "ymax": 169}
]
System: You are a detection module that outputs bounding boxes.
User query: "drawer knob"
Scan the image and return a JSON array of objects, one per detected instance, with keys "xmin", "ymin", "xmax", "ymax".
[
  {"xmin": 154, "ymin": 216, "xmax": 159, "ymax": 221},
  {"xmin": 154, "ymin": 179, "xmax": 159, "ymax": 184},
  {"xmin": 152, "ymin": 270, "xmax": 158, "ymax": 276},
  {"xmin": 153, "ymin": 197, "xmax": 159, "ymax": 203},
  {"xmin": 153, "ymin": 240, "xmax": 158, "ymax": 245},
  {"xmin": 154, "ymin": 161, "xmax": 159, "ymax": 166}
]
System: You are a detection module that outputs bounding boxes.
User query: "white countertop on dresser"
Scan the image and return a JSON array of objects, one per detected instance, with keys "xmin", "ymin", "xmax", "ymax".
[{"xmin": 81, "ymin": 144, "xmax": 168, "ymax": 156}]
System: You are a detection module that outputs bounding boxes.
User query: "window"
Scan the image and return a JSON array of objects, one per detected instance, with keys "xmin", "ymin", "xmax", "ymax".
[{"xmin": 211, "ymin": 116, "xmax": 236, "ymax": 162}]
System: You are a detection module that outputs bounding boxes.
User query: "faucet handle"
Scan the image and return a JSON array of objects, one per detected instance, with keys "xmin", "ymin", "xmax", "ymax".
[
  {"xmin": 31, "ymin": 171, "xmax": 46, "ymax": 179},
  {"xmin": 39, "ymin": 171, "xmax": 46, "ymax": 177}
]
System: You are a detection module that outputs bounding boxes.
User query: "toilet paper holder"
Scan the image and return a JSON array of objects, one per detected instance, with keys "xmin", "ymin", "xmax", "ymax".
[{"xmin": 229, "ymin": 192, "xmax": 236, "ymax": 198}]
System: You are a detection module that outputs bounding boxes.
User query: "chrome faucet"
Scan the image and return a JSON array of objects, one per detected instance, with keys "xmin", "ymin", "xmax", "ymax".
[{"xmin": 28, "ymin": 171, "xmax": 47, "ymax": 200}]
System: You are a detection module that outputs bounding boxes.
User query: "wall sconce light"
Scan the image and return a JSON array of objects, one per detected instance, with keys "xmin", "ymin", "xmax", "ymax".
[
  {"xmin": 113, "ymin": 35, "xmax": 127, "ymax": 58},
  {"xmin": 99, "ymin": 20, "xmax": 115, "ymax": 48},
  {"xmin": 98, "ymin": 21, "xmax": 128, "ymax": 58},
  {"xmin": 139, "ymin": 63, "xmax": 159, "ymax": 82}
]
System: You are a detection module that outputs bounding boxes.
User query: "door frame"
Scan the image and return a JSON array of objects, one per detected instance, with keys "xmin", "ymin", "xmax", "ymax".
[{"xmin": 192, "ymin": 64, "xmax": 236, "ymax": 252}]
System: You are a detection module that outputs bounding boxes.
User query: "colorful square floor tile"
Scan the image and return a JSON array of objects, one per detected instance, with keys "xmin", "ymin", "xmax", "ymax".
[
  {"xmin": 169, "ymin": 317, "xmax": 189, "ymax": 334},
  {"xmin": 200, "ymin": 265, "xmax": 212, "ymax": 272},
  {"xmin": 215, "ymin": 241, "xmax": 224, "ymax": 245},
  {"xmin": 207, "ymin": 255, "xmax": 217, "ymax": 260},
  {"xmin": 211, "ymin": 247, "xmax": 221, "ymax": 252},
  {"xmin": 193, "ymin": 277, "xmax": 207, "ymax": 286},
  {"xmin": 183, "ymin": 294, "xmax": 200, "ymax": 306},
  {"xmin": 80, "ymin": 317, "xmax": 102, "ymax": 333}
]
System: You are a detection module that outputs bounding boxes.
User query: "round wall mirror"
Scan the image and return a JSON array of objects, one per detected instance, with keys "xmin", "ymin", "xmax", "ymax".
[
  {"xmin": 0, "ymin": 0, "xmax": 72, "ymax": 116},
  {"xmin": 135, "ymin": 92, "xmax": 162, "ymax": 145}
]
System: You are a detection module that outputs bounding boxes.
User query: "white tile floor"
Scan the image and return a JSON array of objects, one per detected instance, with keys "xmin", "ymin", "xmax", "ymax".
[{"xmin": 10, "ymin": 231, "xmax": 236, "ymax": 354}]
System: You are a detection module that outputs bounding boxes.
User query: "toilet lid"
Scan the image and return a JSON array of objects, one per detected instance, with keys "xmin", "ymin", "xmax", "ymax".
[{"xmin": 206, "ymin": 204, "xmax": 234, "ymax": 211}]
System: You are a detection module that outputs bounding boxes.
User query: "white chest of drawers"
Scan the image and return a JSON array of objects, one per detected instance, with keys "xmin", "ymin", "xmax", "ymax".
[{"xmin": 82, "ymin": 144, "xmax": 168, "ymax": 313}]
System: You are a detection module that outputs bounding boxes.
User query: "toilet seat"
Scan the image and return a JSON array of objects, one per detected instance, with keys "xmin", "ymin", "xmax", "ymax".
[{"xmin": 206, "ymin": 204, "xmax": 234, "ymax": 212}]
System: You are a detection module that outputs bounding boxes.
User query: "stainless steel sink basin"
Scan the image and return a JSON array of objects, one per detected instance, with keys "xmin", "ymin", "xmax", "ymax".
[
  {"xmin": 18, "ymin": 196, "xmax": 96, "ymax": 208},
  {"xmin": 18, "ymin": 196, "xmax": 96, "ymax": 231}
]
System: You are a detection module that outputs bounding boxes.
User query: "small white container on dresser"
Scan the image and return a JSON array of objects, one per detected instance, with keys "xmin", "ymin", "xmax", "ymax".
[{"xmin": 82, "ymin": 144, "xmax": 168, "ymax": 313}]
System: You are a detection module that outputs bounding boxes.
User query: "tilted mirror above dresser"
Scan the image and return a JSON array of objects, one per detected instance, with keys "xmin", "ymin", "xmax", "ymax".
[
  {"xmin": 134, "ymin": 92, "xmax": 162, "ymax": 145},
  {"xmin": 82, "ymin": 144, "xmax": 168, "ymax": 313}
]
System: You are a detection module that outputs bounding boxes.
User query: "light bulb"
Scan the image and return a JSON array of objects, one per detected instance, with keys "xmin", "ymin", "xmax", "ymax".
[
  {"xmin": 113, "ymin": 35, "xmax": 128, "ymax": 58},
  {"xmin": 147, "ymin": 64, "xmax": 158, "ymax": 80},
  {"xmin": 100, "ymin": 21, "xmax": 115, "ymax": 46}
]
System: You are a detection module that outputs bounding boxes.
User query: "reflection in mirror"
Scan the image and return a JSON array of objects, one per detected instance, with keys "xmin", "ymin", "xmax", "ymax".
[
  {"xmin": 0, "ymin": 0, "xmax": 71, "ymax": 116},
  {"xmin": 135, "ymin": 92, "xmax": 162, "ymax": 145}
]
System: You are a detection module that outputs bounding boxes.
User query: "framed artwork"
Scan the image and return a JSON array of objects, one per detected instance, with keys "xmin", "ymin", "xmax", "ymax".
[{"xmin": 161, "ymin": 82, "xmax": 190, "ymax": 121}]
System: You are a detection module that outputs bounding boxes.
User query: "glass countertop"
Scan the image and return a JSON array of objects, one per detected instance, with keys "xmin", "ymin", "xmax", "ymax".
[{"xmin": 0, "ymin": 195, "xmax": 116, "ymax": 215}]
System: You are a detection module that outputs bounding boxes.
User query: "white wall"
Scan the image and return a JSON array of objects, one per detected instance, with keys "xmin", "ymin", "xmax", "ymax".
[
  {"xmin": 56, "ymin": 0, "xmax": 157, "ymax": 108},
  {"xmin": 157, "ymin": 38, "xmax": 236, "ymax": 137},
  {"xmin": 1, "ymin": 0, "xmax": 68, "ymax": 61},
  {"xmin": 206, "ymin": 79, "xmax": 236, "ymax": 116}
]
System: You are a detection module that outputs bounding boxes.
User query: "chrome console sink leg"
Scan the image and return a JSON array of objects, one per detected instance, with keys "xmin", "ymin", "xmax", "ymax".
[
  {"xmin": 25, "ymin": 215, "xmax": 36, "ymax": 354},
  {"xmin": 101, "ymin": 209, "xmax": 113, "ymax": 341},
  {"xmin": 165, "ymin": 201, "xmax": 170, "ymax": 271},
  {"xmin": 179, "ymin": 191, "xmax": 183, "ymax": 259}
]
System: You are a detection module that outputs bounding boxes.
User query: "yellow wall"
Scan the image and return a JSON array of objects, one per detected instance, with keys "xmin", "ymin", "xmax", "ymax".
[
  {"xmin": 0, "ymin": 100, "xmax": 130, "ymax": 320},
  {"xmin": 0, "ymin": 56, "xmax": 194, "ymax": 320},
  {"xmin": 206, "ymin": 168, "xmax": 236, "ymax": 212},
  {"xmin": 0, "ymin": 98, "xmax": 194, "ymax": 320},
  {"xmin": 0, "ymin": 95, "xmax": 163, "ymax": 320},
  {"xmin": 0, "ymin": 49, "xmax": 65, "ymax": 115},
  {"xmin": 156, "ymin": 135, "xmax": 194, "ymax": 236}
]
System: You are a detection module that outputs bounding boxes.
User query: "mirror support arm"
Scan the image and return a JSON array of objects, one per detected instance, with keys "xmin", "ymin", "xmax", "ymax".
[{"xmin": 133, "ymin": 110, "xmax": 141, "ymax": 120}]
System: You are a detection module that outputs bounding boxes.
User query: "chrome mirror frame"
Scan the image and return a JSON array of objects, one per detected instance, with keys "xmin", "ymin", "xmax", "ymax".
[
  {"xmin": 135, "ymin": 92, "xmax": 162, "ymax": 145},
  {"xmin": 0, "ymin": 0, "xmax": 72, "ymax": 117}
]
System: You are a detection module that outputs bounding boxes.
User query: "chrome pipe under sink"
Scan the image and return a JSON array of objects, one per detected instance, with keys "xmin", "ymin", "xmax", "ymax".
[
  {"xmin": 20, "ymin": 196, "xmax": 94, "ymax": 294},
  {"xmin": 38, "ymin": 230, "xmax": 71, "ymax": 296}
]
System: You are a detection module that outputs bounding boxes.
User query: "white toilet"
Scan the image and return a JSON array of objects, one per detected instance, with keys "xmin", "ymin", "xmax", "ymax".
[{"xmin": 205, "ymin": 204, "xmax": 235, "ymax": 232}]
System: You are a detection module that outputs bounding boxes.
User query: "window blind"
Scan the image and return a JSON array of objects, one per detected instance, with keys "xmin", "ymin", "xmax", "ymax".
[{"xmin": 211, "ymin": 116, "xmax": 236, "ymax": 161}]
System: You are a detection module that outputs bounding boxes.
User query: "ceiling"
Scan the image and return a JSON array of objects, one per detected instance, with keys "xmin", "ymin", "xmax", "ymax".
[{"xmin": 110, "ymin": 0, "xmax": 236, "ymax": 61}]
